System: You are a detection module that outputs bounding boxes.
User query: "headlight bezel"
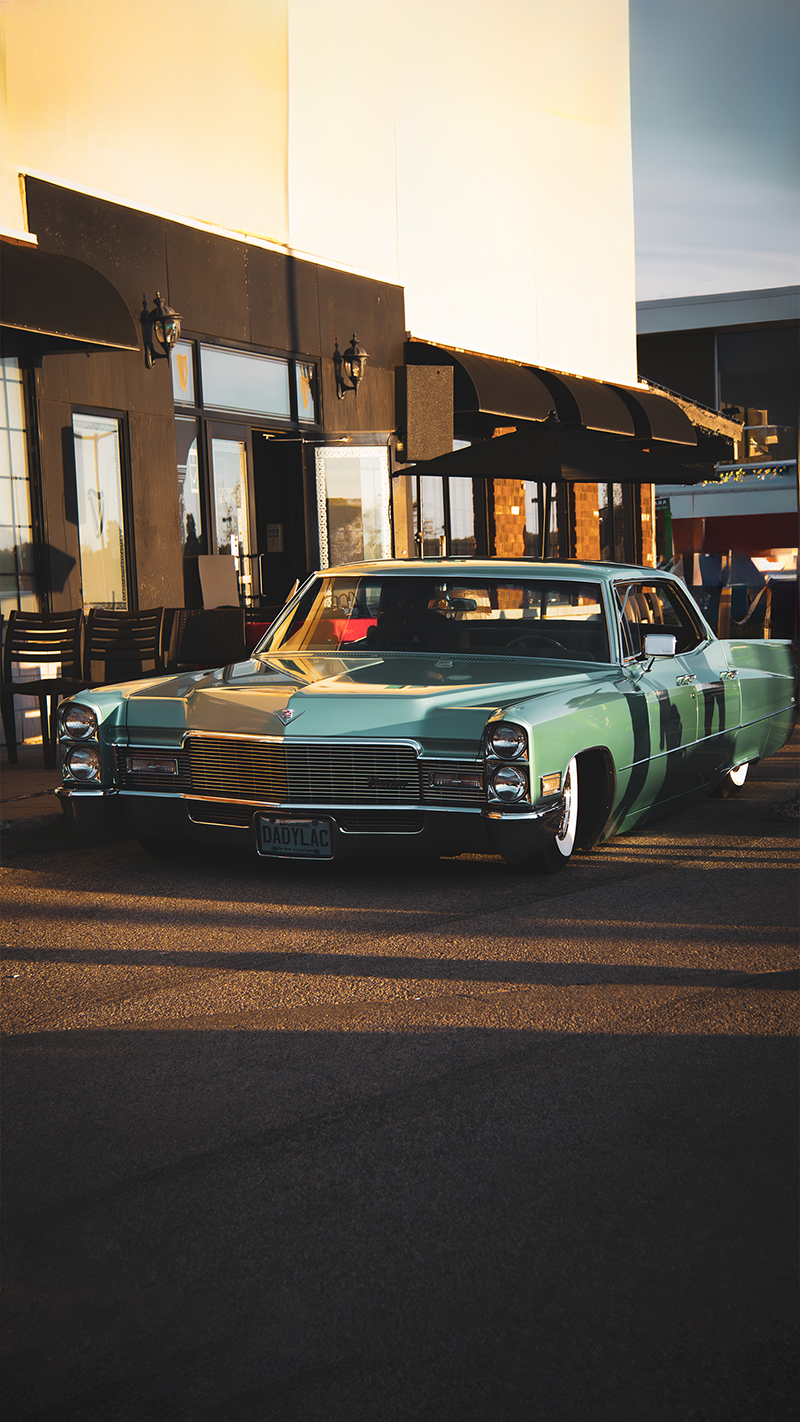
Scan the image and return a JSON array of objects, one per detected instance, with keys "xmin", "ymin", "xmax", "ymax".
[
  {"xmin": 487, "ymin": 722, "xmax": 527, "ymax": 760},
  {"xmin": 64, "ymin": 744, "xmax": 102, "ymax": 782},
  {"xmin": 59, "ymin": 703, "xmax": 98, "ymax": 741},
  {"xmin": 490, "ymin": 764, "xmax": 529, "ymax": 802}
]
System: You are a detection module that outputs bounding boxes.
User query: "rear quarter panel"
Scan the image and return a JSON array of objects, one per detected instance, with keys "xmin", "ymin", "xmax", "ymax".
[{"xmin": 722, "ymin": 639, "xmax": 798, "ymax": 761}]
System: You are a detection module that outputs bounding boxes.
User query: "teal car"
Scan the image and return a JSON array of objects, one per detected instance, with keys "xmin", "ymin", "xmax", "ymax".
[{"xmin": 56, "ymin": 560, "xmax": 797, "ymax": 871}]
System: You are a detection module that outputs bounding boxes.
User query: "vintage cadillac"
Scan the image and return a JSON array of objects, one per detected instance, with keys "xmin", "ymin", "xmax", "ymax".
[{"xmin": 56, "ymin": 561, "xmax": 797, "ymax": 871}]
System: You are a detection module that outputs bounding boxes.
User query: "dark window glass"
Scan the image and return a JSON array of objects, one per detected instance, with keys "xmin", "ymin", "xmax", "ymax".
[{"xmin": 615, "ymin": 580, "xmax": 704, "ymax": 658}]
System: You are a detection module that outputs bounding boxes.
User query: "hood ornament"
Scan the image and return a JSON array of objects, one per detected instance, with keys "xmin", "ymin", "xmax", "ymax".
[{"xmin": 275, "ymin": 707, "xmax": 304, "ymax": 726}]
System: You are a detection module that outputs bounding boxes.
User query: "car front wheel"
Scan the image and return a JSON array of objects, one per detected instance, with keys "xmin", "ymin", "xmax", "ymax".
[{"xmin": 513, "ymin": 756, "xmax": 580, "ymax": 874}]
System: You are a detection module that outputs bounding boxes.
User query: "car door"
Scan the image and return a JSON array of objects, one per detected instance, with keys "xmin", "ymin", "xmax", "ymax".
[{"xmin": 613, "ymin": 581, "xmax": 701, "ymax": 809}]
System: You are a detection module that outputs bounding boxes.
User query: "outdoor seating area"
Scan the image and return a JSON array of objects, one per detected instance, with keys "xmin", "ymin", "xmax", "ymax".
[{"xmin": 1, "ymin": 605, "xmax": 255, "ymax": 767}]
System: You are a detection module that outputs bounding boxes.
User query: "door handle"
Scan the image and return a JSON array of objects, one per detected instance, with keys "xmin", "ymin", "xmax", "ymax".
[{"xmin": 676, "ymin": 673, "xmax": 696, "ymax": 686}]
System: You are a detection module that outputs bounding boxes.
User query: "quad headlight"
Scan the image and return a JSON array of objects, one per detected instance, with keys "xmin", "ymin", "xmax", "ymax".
[
  {"xmin": 59, "ymin": 704, "xmax": 98, "ymax": 740},
  {"xmin": 491, "ymin": 765, "xmax": 528, "ymax": 802},
  {"xmin": 64, "ymin": 745, "xmax": 101, "ymax": 781},
  {"xmin": 488, "ymin": 723, "xmax": 527, "ymax": 759}
]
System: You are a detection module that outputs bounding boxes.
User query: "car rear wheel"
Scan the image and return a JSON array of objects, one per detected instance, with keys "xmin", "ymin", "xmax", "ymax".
[{"xmin": 711, "ymin": 762, "xmax": 749, "ymax": 798}]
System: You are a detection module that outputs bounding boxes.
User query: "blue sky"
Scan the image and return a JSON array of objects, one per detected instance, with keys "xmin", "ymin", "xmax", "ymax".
[{"xmin": 629, "ymin": 0, "xmax": 799, "ymax": 299}]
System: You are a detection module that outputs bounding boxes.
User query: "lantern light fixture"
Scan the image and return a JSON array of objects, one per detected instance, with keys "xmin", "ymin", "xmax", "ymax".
[
  {"xmin": 333, "ymin": 332, "xmax": 368, "ymax": 399},
  {"xmin": 141, "ymin": 291, "xmax": 182, "ymax": 369}
]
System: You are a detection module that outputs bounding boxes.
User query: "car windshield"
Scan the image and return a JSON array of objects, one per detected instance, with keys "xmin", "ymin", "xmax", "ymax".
[{"xmin": 257, "ymin": 575, "xmax": 611, "ymax": 662}]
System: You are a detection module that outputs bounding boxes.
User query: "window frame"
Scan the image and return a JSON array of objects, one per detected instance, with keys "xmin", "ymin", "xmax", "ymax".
[{"xmin": 612, "ymin": 577, "xmax": 707, "ymax": 662}]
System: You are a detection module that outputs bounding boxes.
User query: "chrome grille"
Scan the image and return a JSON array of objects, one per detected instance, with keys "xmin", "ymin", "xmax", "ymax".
[
  {"xmin": 188, "ymin": 738, "xmax": 288, "ymax": 800},
  {"xmin": 420, "ymin": 761, "xmax": 485, "ymax": 806},
  {"xmin": 186, "ymin": 737, "xmax": 421, "ymax": 804}
]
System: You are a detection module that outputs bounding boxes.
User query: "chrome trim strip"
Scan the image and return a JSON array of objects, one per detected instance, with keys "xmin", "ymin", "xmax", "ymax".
[
  {"xmin": 56, "ymin": 785, "xmax": 117, "ymax": 798},
  {"xmin": 482, "ymin": 806, "xmax": 555, "ymax": 822},
  {"xmin": 181, "ymin": 730, "xmax": 425, "ymax": 753},
  {"xmin": 96, "ymin": 787, "xmax": 485, "ymax": 815}
]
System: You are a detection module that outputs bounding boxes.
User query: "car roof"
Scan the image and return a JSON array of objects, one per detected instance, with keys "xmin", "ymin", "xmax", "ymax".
[{"xmin": 317, "ymin": 559, "xmax": 670, "ymax": 582}]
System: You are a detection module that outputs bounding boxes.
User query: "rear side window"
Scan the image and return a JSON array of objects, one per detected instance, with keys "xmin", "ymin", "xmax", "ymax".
[{"xmin": 614, "ymin": 581, "xmax": 705, "ymax": 658}]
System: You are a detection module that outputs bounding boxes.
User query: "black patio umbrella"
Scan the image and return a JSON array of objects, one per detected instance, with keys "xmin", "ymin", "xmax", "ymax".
[{"xmin": 407, "ymin": 421, "xmax": 713, "ymax": 485}]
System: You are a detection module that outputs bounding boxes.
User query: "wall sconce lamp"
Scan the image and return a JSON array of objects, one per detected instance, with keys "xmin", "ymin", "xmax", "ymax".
[
  {"xmin": 333, "ymin": 332, "xmax": 369, "ymax": 399},
  {"xmin": 141, "ymin": 292, "xmax": 182, "ymax": 369}
]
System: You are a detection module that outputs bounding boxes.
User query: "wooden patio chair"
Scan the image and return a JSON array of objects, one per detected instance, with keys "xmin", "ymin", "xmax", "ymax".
[
  {"xmin": 1, "ymin": 609, "xmax": 89, "ymax": 767},
  {"xmin": 83, "ymin": 607, "xmax": 166, "ymax": 685},
  {"xmin": 165, "ymin": 607, "xmax": 247, "ymax": 672}
]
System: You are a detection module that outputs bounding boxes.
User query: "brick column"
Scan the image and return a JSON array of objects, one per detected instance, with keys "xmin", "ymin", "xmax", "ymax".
[
  {"xmin": 493, "ymin": 479, "xmax": 527, "ymax": 558},
  {"xmin": 640, "ymin": 484, "xmax": 656, "ymax": 567},
  {"xmin": 573, "ymin": 483, "xmax": 600, "ymax": 561}
]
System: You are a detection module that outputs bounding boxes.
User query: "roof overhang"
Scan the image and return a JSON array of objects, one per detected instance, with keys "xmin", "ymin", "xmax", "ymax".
[
  {"xmin": 0, "ymin": 240, "xmax": 139, "ymax": 350},
  {"xmin": 405, "ymin": 341, "xmax": 699, "ymax": 449}
]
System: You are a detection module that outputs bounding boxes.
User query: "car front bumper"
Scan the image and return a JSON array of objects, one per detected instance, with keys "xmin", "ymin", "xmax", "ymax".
[{"xmin": 57, "ymin": 785, "xmax": 565, "ymax": 863}]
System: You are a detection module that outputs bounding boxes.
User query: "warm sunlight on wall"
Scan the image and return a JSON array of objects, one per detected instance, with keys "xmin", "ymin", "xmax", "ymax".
[
  {"xmin": 0, "ymin": 0, "xmax": 290, "ymax": 244},
  {"xmin": 2, "ymin": 0, "xmax": 637, "ymax": 384}
]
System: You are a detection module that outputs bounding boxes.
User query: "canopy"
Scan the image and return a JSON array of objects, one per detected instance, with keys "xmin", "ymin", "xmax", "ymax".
[
  {"xmin": 0, "ymin": 241, "xmax": 139, "ymax": 350},
  {"xmin": 407, "ymin": 423, "xmax": 711, "ymax": 485},
  {"xmin": 406, "ymin": 342, "xmax": 698, "ymax": 446}
]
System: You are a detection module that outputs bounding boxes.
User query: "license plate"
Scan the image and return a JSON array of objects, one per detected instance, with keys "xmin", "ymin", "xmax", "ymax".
[{"xmin": 257, "ymin": 816, "xmax": 333, "ymax": 859}]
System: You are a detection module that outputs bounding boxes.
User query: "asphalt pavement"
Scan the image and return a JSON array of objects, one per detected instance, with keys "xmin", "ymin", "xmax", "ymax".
[{"xmin": 1, "ymin": 733, "xmax": 798, "ymax": 1421}]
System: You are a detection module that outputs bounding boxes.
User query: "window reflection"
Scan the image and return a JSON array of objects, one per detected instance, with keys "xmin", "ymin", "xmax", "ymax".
[
  {"xmin": 171, "ymin": 341, "xmax": 195, "ymax": 404},
  {"xmin": 315, "ymin": 447, "xmax": 391, "ymax": 567},
  {"xmin": 200, "ymin": 345, "xmax": 291, "ymax": 418},
  {"xmin": 211, "ymin": 438, "xmax": 250, "ymax": 560},
  {"xmin": 72, "ymin": 413, "xmax": 127, "ymax": 609},
  {"xmin": 449, "ymin": 477, "xmax": 476, "ymax": 556},
  {"xmin": 295, "ymin": 362, "xmax": 316, "ymax": 423},
  {"xmin": 0, "ymin": 356, "xmax": 37, "ymax": 616}
]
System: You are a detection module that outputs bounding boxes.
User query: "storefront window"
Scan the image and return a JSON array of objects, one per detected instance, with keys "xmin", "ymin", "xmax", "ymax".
[
  {"xmin": 172, "ymin": 341, "xmax": 196, "ymax": 405},
  {"xmin": 295, "ymin": 362, "xmax": 317, "ymax": 424},
  {"xmin": 0, "ymin": 356, "xmax": 37, "ymax": 616},
  {"xmin": 524, "ymin": 483, "xmax": 540, "ymax": 556},
  {"xmin": 175, "ymin": 416, "xmax": 205, "ymax": 555},
  {"xmin": 200, "ymin": 345, "xmax": 291, "ymax": 419},
  {"xmin": 315, "ymin": 447, "xmax": 391, "ymax": 567},
  {"xmin": 72, "ymin": 413, "xmax": 128, "ymax": 609},
  {"xmin": 449, "ymin": 477, "xmax": 476, "ymax": 556}
]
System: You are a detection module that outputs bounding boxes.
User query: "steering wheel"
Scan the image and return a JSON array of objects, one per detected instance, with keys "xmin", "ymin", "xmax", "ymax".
[{"xmin": 507, "ymin": 633, "xmax": 567, "ymax": 652}]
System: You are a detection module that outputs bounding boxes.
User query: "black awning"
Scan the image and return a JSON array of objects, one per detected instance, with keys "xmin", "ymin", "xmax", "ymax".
[
  {"xmin": 406, "ymin": 343, "xmax": 555, "ymax": 422},
  {"xmin": 405, "ymin": 341, "xmax": 698, "ymax": 447},
  {"xmin": 0, "ymin": 241, "xmax": 139, "ymax": 350},
  {"xmin": 407, "ymin": 424, "xmax": 711, "ymax": 485}
]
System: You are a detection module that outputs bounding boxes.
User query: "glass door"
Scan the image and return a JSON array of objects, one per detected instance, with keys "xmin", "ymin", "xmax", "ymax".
[
  {"xmin": 207, "ymin": 421, "xmax": 255, "ymax": 602},
  {"xmin": 412, "ymin": 475, "xmax": 477, "ymax": 558}
]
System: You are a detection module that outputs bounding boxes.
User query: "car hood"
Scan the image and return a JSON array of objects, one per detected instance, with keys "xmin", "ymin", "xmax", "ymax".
[{"xmin": 122, "ymin": 652, "xmax": 605, "ymax": 749}]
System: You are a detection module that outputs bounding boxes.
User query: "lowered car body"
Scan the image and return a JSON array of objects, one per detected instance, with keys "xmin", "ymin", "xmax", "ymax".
[{"xmin": 56, "ymin": 560, "xmax": 797, "ymax": 871}]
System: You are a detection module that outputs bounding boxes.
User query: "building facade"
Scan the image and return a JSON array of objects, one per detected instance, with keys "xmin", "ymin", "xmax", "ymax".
[{"xmin": 2, "ymin": 0, "xmax": 710, "ymax": 650}]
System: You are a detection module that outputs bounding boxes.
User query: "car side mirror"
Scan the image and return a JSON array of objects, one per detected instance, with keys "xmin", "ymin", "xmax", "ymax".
[{"xmin": 643, "ymin": 632, "xmax": 677, "ymax": 657}]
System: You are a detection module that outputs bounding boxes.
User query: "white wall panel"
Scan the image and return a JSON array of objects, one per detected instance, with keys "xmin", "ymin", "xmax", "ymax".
[{"xmin": 1, "ymin": 0, "xmax": 290, "ymax": 246}]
